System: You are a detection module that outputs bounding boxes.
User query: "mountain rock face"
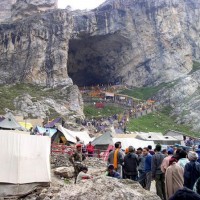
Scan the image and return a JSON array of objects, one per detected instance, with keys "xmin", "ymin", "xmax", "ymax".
[
  {"xmin": 0, "ymin": 0, "xmax": 200, "ymax": 88},
  {"xmin": 0, "ymin": 0, "xmax": 16, "ymax": 23},
  {"xmin": 68, "ymin": 0, "xmax": 193, "ymax": 86},
  {"xmin": 0, "ymin": 9, "xmax": 73, "ymax": 87},
  {"xmin": 12, "ymin": 0, "xmax": 58, "ymax": 21}
]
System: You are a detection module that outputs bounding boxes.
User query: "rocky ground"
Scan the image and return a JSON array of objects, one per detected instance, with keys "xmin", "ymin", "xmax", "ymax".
[{"xmin": 23, "ymin": 156, "xmax": 159, "ymax": 200}]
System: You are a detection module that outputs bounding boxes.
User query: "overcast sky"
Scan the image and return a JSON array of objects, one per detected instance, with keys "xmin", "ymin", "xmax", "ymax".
[{"xmin": 58, "ymin": 0, "xmax": 106, "ymax": 10}]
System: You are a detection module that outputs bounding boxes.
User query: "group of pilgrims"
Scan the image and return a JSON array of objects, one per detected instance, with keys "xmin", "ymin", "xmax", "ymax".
[{"xmin": 69, "ymin": 141, "xmax": 200, "ymax": 200}]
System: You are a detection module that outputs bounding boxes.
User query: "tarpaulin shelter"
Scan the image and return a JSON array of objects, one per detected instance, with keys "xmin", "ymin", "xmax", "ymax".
[
  {"xmin": 34, "ymin": 126, "xmax": 57, "ymax": 137},
  {"xmin": 44, "ymin": 117, "xmax": 62, "ymax": 128},
  {"xmin": 135, "ymin": 132, "xmax": 181, "ymax": 145},
  {"xmin": 92, "ymin": 131, "xmax": 155, "ymax": 150},
  {"xmin": 18, "ymin": 122, "xmax": 33, "ymax": 130},
  {"xmin": 54, "ymin": 125, "xmax": 92, "ymax": 145},
  {"xmin": 0, "ymin": 112, "xmax": 24, "ymax": 130},
  {"xmin": 0, "ymin": 132, "xmax": 51, "ymax": 197}
]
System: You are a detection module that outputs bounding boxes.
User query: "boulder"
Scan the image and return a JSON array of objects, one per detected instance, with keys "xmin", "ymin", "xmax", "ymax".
[
  {"xmin": 55, "ymin": 176, "xmax": 160, "ymax": 200},
  {"xmin": 54, "ymin": 167, "xmax": 74, "ymax": 179}
]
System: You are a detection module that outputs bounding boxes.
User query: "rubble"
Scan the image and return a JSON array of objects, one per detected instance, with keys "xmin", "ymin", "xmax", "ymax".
[
  {"xmin": 54, "ymin": 167, "xmax": 74, "ymax": 179},
  {"xmin": 53, "ymin": 176, "xmax": 160, "ymax": 200}
]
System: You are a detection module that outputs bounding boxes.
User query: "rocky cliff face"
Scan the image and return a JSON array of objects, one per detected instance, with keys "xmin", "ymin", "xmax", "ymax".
[
  {"xmin": 0, "ymin": 0, "xmax": 16, "ymax": 23},
  {"xmin": 68, "ymin": 0, "xmax": 193, "ymax": 86},
  {"xmin": 12, "ymin": 0, "xmax": 58, "ymax": 21},
  {"xmin": 0, "ymin": 9, "xmax": 72, "ymax": 87}
]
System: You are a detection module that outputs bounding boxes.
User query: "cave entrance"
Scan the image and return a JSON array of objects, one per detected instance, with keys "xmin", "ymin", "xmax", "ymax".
[{"xmin": 67, "ymin": 33, "xmax": 127, "ymax": 86}]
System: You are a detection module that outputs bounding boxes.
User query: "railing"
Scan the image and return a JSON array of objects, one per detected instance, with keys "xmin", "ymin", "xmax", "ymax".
[{"xmin": 51, "ymin": 144, "xmax": 113, "ymax": 161}]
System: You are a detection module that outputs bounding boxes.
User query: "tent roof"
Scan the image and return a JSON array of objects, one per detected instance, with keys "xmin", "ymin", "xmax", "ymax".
[
  {"xmin": 135, "ymin": 132, "xmax": 180, "ymax": 141},
  {"xmin": 58, "ymin": 126, "xmax": 92, "ymax": 145},
  {"xmin": 92, "ymin": 131, "xmax": 155, "ymax": 149},
  {"xmin": 35, "ymin": 126, "xmax": 57, "ymax": 137},
  {"xmin": 44, "ymin": 117, "xmax": 62, "ymax": 128},
  {"xmin": 0, "ymin": 113, "xmax": 23, "ymax": 130},
  {"xmin": 92, "ymin": 132, "xmax": 114, "ymax": 146},
  {"xmin": 0, "ymin": 130, "xmax": 30, "ymax": 135},
  {"xmin": 112, "ymin": 138, "xmax": 155, "ymax": 150}
]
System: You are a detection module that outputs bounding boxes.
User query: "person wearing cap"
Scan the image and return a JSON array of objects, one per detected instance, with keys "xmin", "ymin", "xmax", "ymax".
[
  {"xmin": 184, "ymin": 151, "xmax": 200, "ymax": 190},
  {"xmin": 69, "ymin": 144, "xmax": 86, "ymax": 183},
  {"xmin": 161, "ymin": 148, "xmax": 174, "ymax": 173},
  {"xmin": 76, "ymin": 166, "xmax": 92, "ymax": 183},
  {"xmin": 124, "ymin": 146, "xmax": 139, "ymax": 181},
  {"xmin": 151, "ymin": 144, "xmax": 166, "ymax": 200},
  {"xmin": 106, "ymin": 164, "xmax": 121, "ymax": 179}
]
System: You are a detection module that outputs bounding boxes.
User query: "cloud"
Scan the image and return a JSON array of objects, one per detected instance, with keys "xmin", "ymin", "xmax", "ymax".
[{"xmin": 58, "ymin": 0, "xmax": 106, "ymax": 10}]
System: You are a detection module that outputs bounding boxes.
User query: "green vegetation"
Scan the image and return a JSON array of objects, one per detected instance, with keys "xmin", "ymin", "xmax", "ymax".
[
  {"xmin": 127, "ymin": 107, "xmax": 198, "ymax": 137},
  {"xmin": 189, "ymin": 61, "xmax": 200, "ymax": 74},
  {"xmin": 84, "ymin": 104, "xmax": 124, "ymax": 118},
  {"xmin": 0, "ymin": 83, "xmax": 69, "ymax": 116},
  {"xmin": 118, "ymin": 82, "xmax": 176, "ymax": 100}
]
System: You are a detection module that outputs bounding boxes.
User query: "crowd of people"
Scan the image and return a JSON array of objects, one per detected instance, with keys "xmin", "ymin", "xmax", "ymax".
[{"xmin": 69, "ymin": 142, "xmax": 200, "ymax": 200}]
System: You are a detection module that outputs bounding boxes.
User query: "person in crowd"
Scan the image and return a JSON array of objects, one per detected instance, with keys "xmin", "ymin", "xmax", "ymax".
[
  {"xmin": 148, "ymin": 145, "xmax": 155, "ymax": 155},
  {"xmin": 196, "ymin": 145, "xmax": 200, "ymax": 163},
  {"xmin": 137, "ymin": 147, "xmax": 146, "ymax": 187},
  {"xmin": 151, "ymin": 144, "xmax": 166, "ymax": 200},
  {"xmin": 184, "ymin": 151, "xmax": 200, "ymax": 190},
  {"xmin": 143, "ymin": 147, "xmax": 152, "ymax": 190},
  {"xmin": 165, "ymin": 157, "xmax": 184, "ymax": 200},
  {"xmin": 161, "ymin": 148, "xmax": 174, "ymax": 173},
  {"xmin": 86, "ymin": 141, "xmax": 94, "ymax": 157},
  {"xmin": 194, "ymin": 177, "xmax": 200, "ymax": 195},
  {"xmin": 76, "ymin": 166, "xmax": 92, "ymax": 183},
  {"xmin": 106, "ymin": 164, "xmax": 121, "ymax": 179},
  {"xmin": 108, "ymin": 142, "xmax": 124, "ymax": 177},
  {"xmin": 123, "ymin": 146, "xmax": 138, "ymax": 181},
  {"xmin": 162, "ymin": 149, "xmax": 168, "ymax": 157},
  {"xmin": 177, "ymin": 150, "xmax": 189, "ymax": 169},
  {"xmin": 125, "ymin": 147, "xmax": 129, "ymax": 154},
  {"xmin": 69, "ymin": 144, "xmax": 86, "ymax": 184},
  {"xmin": 169, "ymin": 187, "xmax": 200, "ymax": 200}
]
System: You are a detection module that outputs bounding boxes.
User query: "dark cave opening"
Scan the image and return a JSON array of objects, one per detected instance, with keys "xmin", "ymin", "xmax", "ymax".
[{"xmin": 67, "ymin": 33, "xmax": 130, "ymax": 86}]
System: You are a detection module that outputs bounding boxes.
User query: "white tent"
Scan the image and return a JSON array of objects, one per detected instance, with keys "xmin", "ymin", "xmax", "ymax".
[
  {"xmin": 92, "ymin": 131, "xmax": 155, "ymax": 150},
  {"xmin": 57, "ymin": 125, "xmax": 92, "ymax": 145},
  {"xmin": 112, "ymin": 138, "xmax": 155, "ymax": 150},
  {"xmin": 0, "ymin": 132, "xmax": 51, "ymax": 184}
]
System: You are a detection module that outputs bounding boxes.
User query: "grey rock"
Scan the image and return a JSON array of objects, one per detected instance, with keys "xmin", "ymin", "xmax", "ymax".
[
  {"xmin": 54, "ymin": 167, "xmax": 74, "ymax": 179},
  {"xmin": 55, "ymin": 176, "xmax": 160, "ymax": 200}
]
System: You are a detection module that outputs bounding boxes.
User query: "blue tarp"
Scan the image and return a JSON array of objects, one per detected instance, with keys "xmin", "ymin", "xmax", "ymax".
[{"xmin": 35, "ymin": 126, "xmax": 57, "ymax": 137}]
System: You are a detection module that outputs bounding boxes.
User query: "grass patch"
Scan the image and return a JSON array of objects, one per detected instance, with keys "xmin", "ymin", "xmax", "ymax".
[
  {"xmin": 127, "ymin": 107, "xmax": 198, "ymax": 137},
  {"xmin": 118, "ymin": 83, "xmax": 175, "ymax": 100},
  {"xmin": 84, "ymin": 104, "xmax": 124, "ymax": 118},
  {"xmin": 189, "ymin": 61, "xmax": 200, "ymax": 74},
  {"xmin": 0, "ymin": 83, "xmax": 71, "ymax": 115}
]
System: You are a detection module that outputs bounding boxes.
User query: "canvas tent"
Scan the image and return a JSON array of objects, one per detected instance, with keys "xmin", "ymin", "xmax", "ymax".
[
  {"xmin": 0, "ymin": 112, "xmax": 24, "ymax": 130},
  {"xmin": 135, "ymin": 132, "xmax": 181, "ymax": 145},
  {"xmin": 0, "ymin": 132, "xmax": 51, "ymax": 197},
  {"xmin": 34, "ymin": 125, "xmax": 57, "ymax": 137},
  {"xmin": 56, "ymin": 125, "xmax": 92, "ymax": 145},
  {"xmin": 92, "ymin": 131, "xmax": 155, "ymax": 150},
  {"xmin": 44, "ymin": 117, "xmax": 62, "ymax": 128}
]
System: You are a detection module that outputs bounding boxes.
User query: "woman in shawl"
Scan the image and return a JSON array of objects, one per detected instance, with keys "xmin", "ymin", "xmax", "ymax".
[{"xmin": 165, "ymin": 157, "xmax": 184, "ymax": 200}]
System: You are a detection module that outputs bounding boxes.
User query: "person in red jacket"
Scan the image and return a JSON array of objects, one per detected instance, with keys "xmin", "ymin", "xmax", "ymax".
[{"xmin": 87, "ymin": 141, "xmax": 94, "ymax": 157}]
